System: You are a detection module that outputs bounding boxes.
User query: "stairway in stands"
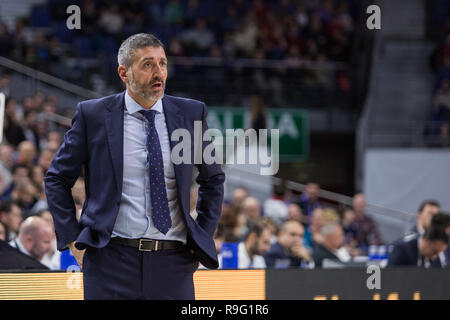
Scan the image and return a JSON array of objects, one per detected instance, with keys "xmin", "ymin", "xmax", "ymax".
[{"xmin": 363, "ymin": 0, "xmax": 434, "ymax": 148}]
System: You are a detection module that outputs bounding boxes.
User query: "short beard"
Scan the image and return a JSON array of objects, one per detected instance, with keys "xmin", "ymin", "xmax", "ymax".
[{"xmin": 128, "ymin": 70, "xmax": 164, "ymax": 101}]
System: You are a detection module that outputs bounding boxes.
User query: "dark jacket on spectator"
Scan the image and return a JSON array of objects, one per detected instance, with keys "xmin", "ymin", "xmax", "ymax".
[
  {"xmin": 387, "ymin": 234, "xmax": 447, "ymax": 268},
  {"xmin": 312, "ymin": 243, "xmax": 340, "ymax": 268},
  {"xmin": 0, "ymin": 239, "xmax": 48, "ymax": 270},
  {"xmin": 264, "ymin": 242, "xmax": 303, "ymax": 268}
]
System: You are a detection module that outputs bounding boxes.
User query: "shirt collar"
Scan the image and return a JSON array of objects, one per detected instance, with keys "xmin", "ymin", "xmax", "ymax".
[
  {"xmin": 124, "ymin": 90, "xmax": 163, "ymax": 115},
  {"xmin": 14, "ymin": 238, "xmax": 31, "ymax": 256}
]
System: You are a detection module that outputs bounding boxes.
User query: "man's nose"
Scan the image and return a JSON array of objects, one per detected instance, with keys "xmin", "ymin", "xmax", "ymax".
[{"xmin": 154, "ymin": 64, "xmax": 163, "ymax": 77}]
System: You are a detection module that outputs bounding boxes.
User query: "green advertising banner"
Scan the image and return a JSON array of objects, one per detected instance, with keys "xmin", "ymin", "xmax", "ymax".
[{"xmin": 207, "ymin": 107, "xmax": 309, "ymax": 162}]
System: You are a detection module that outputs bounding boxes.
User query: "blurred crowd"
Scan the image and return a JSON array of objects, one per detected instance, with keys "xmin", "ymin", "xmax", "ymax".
[
  {"xmin": 0, "ymin": 0, "xmax": 359, "ymax": 107},
  {"xmin": 204, "ymin": 183, "xmax": 450, "ymax": 270},
  {"xmin": 0, "ymin": 82, "xmax": 86, "ymax": 270}
]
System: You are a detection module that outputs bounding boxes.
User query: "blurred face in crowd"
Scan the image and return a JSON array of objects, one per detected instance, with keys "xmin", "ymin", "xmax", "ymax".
[
  {"xmin": 417, "ymin": 204, "xmax": 440, "ymax": 231},
  {"xmin": 47, "ymin": 131, "xmax": 62, "ymax": 146},
  {"xmin": 241, "ymin": 197, "xmax": 261, "ymax": 222},
  {"xmin": 310, "ymin": 208, "xmax": 325, "ymax": 232},
  {"xmin": 323, "ymin": 224, "xmax": 344, "ymax": 250},
  {"xmin": 18, "ymin": 141, "xmax": 37, "ymax": 166},
  {"xmin": 256, "ymin": 228, "xmax": 272, "ymax": 255},
  {"xmin": 232, "ymin": 188, "xmax": 248, "ymax": 206},
  {"xmin": 420, "ymin": 238, "xmax": 448, "ymax": 259},
  {"xmin": 118, "ymin": 46, "xmax": 168, "ymax": 105},
  {"xmin": 305, "ymin": 183, "xmax": 319, "ymax": 201},
  {"xmin": 0, "ymin": 204, "xmax": 23, "ymax": 233},
  {"xmin": 246, "ymin": 227, "xmax": 272, "ymax": 257},
  {"xmin": 352, "ymin": 193, "xmax": 366, "ymax": 217},
  {"xmin": 13, "ymin": 179, "xmax": 39, "ymax": 206},
  {"xmin": 20, "ymin": 217, "xmax": 53, "ymax": 261},
  {"xmin": 279, "ymin": 221, "xmax": 304, "ymax": 250},
  {"xmin": 12, "ymin": 166, "xmax": 29, "ymax": 184},
  {"xmin": 38, "ymin": 150, "xmax": 55, "ymax": 172},
  {"xmin": 342, "ymin": 208, "xmax": 356, "ymax": 227},
  {"xmin": 39, "ymin": 210, "xmax": 54, "ymax": 229},
  {"xmin": 0, "ymin": 145, "xmax": 14, "ymax": 169},
  {"xmin": 0, "ymin": 222, "xmax": 6, "ymax": 241},
  {"xmin": 287, "ymin": 203, "xmax": 303, "ymax": 222}
]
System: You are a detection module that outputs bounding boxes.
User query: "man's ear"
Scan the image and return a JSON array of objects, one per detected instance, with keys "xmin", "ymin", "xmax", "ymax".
[{"xmin": 117, "ymin": 65, "xmax": 129, "ymax": 84}]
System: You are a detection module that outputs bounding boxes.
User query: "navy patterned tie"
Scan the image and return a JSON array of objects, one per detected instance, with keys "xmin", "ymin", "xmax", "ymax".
[{"xmin": 139, "ymin": 109, "xmax": 172, "ymax": 235}]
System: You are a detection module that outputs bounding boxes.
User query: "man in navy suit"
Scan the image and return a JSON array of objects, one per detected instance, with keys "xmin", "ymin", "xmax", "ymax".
[
  {"xmin": 44, "ymin": 33, "xmax": 225, "ymax": 299},
  {"xmin": 388, "ymin": 213, "xmax": 450, "ymax": 268}
]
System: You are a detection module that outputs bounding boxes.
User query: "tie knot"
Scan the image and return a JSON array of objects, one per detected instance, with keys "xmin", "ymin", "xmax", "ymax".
[{"xmin": 139, "ymin": 109, "xmax": 156, "ymax": 123}]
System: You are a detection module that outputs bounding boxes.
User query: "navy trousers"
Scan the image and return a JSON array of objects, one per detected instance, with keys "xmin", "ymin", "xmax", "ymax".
[{"xmin": 82, "ymin": 241, "xmax": 198, "ymax": 300}]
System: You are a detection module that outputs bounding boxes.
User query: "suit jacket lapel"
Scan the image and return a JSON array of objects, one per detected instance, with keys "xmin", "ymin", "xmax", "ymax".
[{"xmin": 104, "ymin": 91, "xmax": 125, "ymax": 194}]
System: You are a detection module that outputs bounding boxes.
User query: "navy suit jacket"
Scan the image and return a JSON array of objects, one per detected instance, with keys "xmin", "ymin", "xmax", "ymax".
[
  {"xmin": 388, "ymin": 235, "xmax": 446, "ymax": 268},
  {"xmin": 44, "ymin": 91, "xmax": 225, "ymax": 269}
]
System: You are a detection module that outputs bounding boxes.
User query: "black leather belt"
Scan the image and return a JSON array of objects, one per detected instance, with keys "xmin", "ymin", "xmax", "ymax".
[{"xmin": 110, "ymin": 237, "xmax": 183, "ymax": 252}]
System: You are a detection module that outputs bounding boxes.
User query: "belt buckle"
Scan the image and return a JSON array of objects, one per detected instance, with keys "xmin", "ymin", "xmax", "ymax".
[{"xmin": 138, "ymin": 239, "xmax": 159, "ymax": 252}]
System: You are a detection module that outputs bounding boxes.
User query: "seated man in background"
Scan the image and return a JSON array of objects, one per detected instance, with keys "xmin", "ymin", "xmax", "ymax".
[
  {"xmin": 0, "ymin": 200, "xmax": 23, "ymax": 242},
  {"xmin": 9, "ymin": 216, "xmax": 53, "ymax": 265},
  {"xmin": 388, "ymin": 213, "xmax": 450, "ymax": 268},
  {"xmin": 410, "ymin": 200, "xmax": 440, "ymax": 236},
  {"xmin": 218, "ymin": 222, "xmax": 272, "ymax": 269},
  {"xmin": 264, "ymin": 220, "xmax": 313, "ymax": 268},
  {"xmin": 313, "ymin": 223, "xmax": 351, "ymax": 268},
  {"xmin": 351, "ymin": 193, "xmax": 382, "ymax": 253}
]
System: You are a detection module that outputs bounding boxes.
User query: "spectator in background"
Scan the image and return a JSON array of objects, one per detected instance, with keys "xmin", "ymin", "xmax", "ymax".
[
  {"xmin": 261, "ymin": 216, "xmax": 279, "ymax": 245},
  {"xmin": 287, "ymin": 202, "xmax": 307, "ymax": 224},
  {"xmin": 0, "ymin": 145, "xmax": 14, "ymax": 196},
  {"xmin": 249, "ymin": 95, "xmax": 267, "ymax": 133},
  {"xmin": 0, "ymin": 144, "xmax": 15, "ymax": 171},
  {"xmin": 180, "ymin": 19, "xmax": 216, "ymax": 55},
  {"xmin": 388, "ymin": 213, "xmax": 450, "ymax": 268},
  {"xmin": 0, "ymin": 221, "xmax": 6, "ymax": 241},
  {"xmin": 11, "ymin": 178, "xmax": 39, "ymax": 212},
  {"xmin": 313, "ymin": 223, "xmax": 351, "ymax": 268},
  {"xmin": 411, "ymin": 200, "xmax": 440, "ymax": 236},
  {"xmin": 0, "ymin": 72, "xmax": 11, "ymax": 98},
  {"xmin": 231, "ymin": 187, "xmax": 248, "ymax": 207},
  {"xmin": 219, "ymin": 222, "xmax": 272, "ymax": 269},
  {"xmin": 38, "ymin": 209, "xmax": 60, "ymax": 270},
  {"xmin": 37, "ymin": 149, "xmax": 55, "ymax": 173},
  {"xmin": 0, "ymin": 200, "xmax": 22, "ymax": 242},
  {"xmin": 9, "ymin": 216, "xmax": 53, "ymax": 264},
  {"xmin": 264, "ymin": 220, "xmax": 312, "ymax": 269},
  {"xmin": 99, "ymin": 3, "xmax": 124, "ymax": 35},
  {"xmin": 16, "ymin": 140, "xmax": 37, "ymax": 169},
  {"xmin": 0, "ymin": 163, "xmax": 29, "ymax": 201},
  {"xmin": 341, "ymin": 206, "xmax": 360, "ymax": 257},
  {"xmin": 263, "ymin": 183, "xmax": 288, "ymax": 226},
  {"xmin": 351, "ymin": 193, "xmax": 382, "ymax": 252},
  {"xmin": 304, "ymin": 207, "xmax": 325, "ymax": 249},
  {"xmin": 297, "ymin": 182, "xmax": 321, "ymax": 219},
  {"xmin": 241, "ymin": 197, "xmax": 262, "ymax": 225},
  {"xmin": 3, "ymin": 98, "xmax": 26, "ymax": 146}
]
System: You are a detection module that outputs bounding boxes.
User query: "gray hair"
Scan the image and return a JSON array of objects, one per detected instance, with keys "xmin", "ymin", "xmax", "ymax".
[
  {"xmin": 320, "ymin": 223, "xmax": 341, "ymax": 237},
  {"xmin": 117, "ymin": 33, "xmax": 164, "ymax": 68}
]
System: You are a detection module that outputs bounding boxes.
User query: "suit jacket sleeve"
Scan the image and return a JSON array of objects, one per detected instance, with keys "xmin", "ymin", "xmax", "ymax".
[
  {"xmin": 44, "ymin": 102, "xmax": 87, "ymax": 251},
  {"xmin": 194, "ymin": 103, "xmax": 225, "ymax": 238},
  {"xmin": 387, "ymin": 243, "xmax": 410, "ymax": 267}
]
